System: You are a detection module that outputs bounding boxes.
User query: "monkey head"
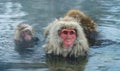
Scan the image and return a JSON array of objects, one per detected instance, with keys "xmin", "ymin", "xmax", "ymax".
[
  {"xmin": 44, "ymin": 17, "xmax": 89, "ymax": 57},
  {"xmin": 14, "ymin": 24, "xmax": 34, "ymax": 42}
]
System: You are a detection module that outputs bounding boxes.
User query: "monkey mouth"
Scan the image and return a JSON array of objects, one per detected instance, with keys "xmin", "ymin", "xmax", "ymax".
[
  {"xmin": 66, "ymin": 39, "xmax": 71, "ymax": 42},
  {"xmin": 62, "ymin": 38, "xmax": 75, "ymax": 49},
  {"xmin": 24, "ymin": 35, "xmax": 32, "ymax": 41}
]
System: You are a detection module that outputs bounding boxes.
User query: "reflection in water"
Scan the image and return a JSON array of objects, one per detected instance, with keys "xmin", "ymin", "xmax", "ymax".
[
  {"xmin": 46, "ymin": 55, "xmax": 88, "ymax": 71},
  {"xmin": 0, "ymin": 62, "xmax": 47, "ymax": 71},
  {"xmin": 15, "ymin": 47, "xmax": 34, "ymax": 57}
]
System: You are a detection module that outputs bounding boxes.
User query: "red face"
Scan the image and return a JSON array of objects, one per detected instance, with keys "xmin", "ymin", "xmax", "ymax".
[
  {"xmin": 60, "ymin": 29, "xmax": 76, "ymax": 49},
  {"xmin": 21, "ymin": 30, "xmax": 32, "ymax": 41}
]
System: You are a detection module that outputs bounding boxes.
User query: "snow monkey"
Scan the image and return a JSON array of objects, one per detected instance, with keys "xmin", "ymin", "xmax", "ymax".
[
  {"xmin": 44, "ymin": 17, "xmax": 89, "ymax": 57},
  {"xmin": 14, "ymin": 24, "xmax": 38, "ymax": 48},
  {"xmin": 44, "ymin": 9, "xmax": 97, "ymax": 57}
]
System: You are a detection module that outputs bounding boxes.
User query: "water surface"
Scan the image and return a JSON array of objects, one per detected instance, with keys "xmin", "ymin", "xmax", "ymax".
[{"xmin": 0, "ymin": 0, "xmax": 120, "ymax": 71}]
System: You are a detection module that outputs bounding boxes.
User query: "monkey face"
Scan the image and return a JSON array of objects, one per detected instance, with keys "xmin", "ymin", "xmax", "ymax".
[
  {"xmin": 20, "ymin": 29, "xmax": 33, "ymax": 42},
  {"xmin": 60, "ymin": 29, "xmax": 76, "ymax": 49}
]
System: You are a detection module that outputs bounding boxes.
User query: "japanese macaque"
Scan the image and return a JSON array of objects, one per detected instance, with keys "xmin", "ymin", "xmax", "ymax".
[
  {"xmin": 65, "ymin": 9, "xmax": 97, "ymax": 45},
  {"xmin": 44, "ymin": 17, "xmax": 89, "ymax": 57},
  {"xmin": 14, "ymin": 24, "xmax": 38, "ymax": 48}
]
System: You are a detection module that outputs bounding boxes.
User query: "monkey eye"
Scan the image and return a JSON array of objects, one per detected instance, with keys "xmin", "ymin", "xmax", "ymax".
[
  {"xmin": 70, "ymin": 31, "xmax": 75, "ymax": 35},
  {"xmin": 61, "ymin": 29, "xmax": 76, "ymax": 35},
  {"xmin": 63, "ymin": 31, "xmax": 68, "ymax": 34},
  {"xmin": 24, "ymin": 30, "xmax": 31, "ymax": 35},
  {"xmin": 24, "ymin": 30, "xmax": 29, "ymax": 33}
]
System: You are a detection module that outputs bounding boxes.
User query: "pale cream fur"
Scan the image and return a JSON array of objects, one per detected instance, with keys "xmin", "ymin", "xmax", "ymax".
[
  {"xmin": 44, "ymin": 17, "xmax": 89, "ymax": 57},
  {"xmin": 14, "ymin": 24, "xmax": 34, "ymax": 41}
]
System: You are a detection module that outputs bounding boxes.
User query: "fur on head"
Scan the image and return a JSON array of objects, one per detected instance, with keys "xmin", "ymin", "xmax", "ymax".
[
  {"xmin": 14, "ymin": 24, "xmax": 34, "ymax": 42},
  {"xmin": 44, "ymin": 17, "xmax": 89, "ymax": 57},
  {"xmin": 65, "ymin": 9, "xmax": 97, "ymax": 33}
]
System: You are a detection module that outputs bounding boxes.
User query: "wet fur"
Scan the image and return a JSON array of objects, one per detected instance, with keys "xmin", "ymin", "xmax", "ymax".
[
  {"xmin": 65, "ymin": 9, "xmax": 97, "ymax": 33},
  {"xmin": 65, "ymin": 9, "xmax": 97, "ymax": 45},
  {"xmin": 44, "ymin": 17, "xmax": 89, "ymax": 57}
]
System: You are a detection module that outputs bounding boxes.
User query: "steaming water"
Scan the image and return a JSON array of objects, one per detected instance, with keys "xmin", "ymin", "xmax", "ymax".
[{"xmin": 0, "ymin": 0, "xmax": 120, "ymax": 71}]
